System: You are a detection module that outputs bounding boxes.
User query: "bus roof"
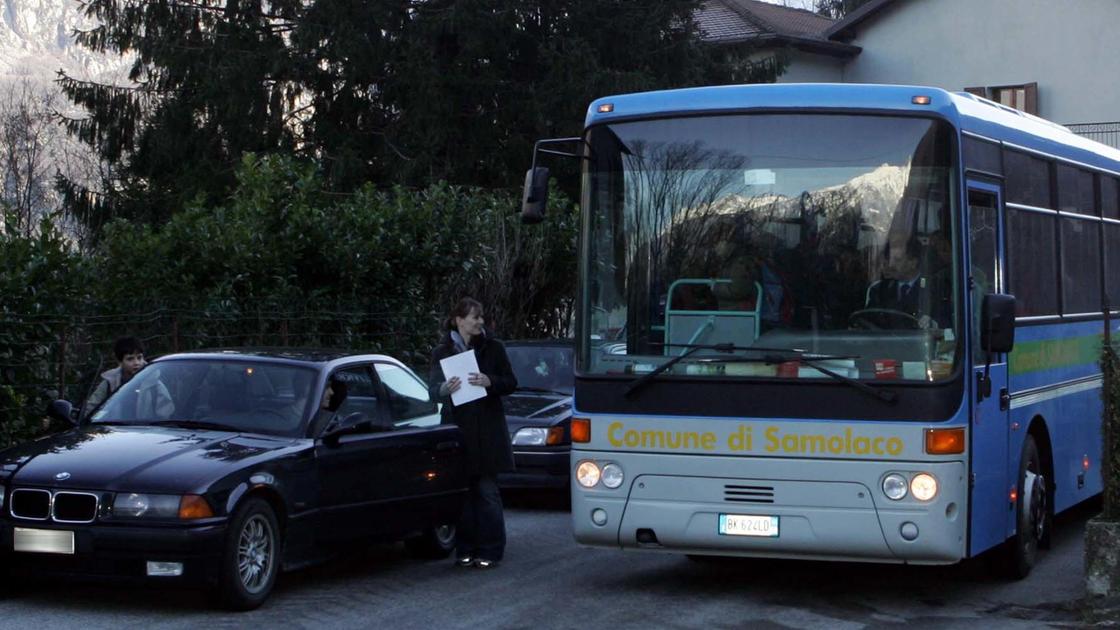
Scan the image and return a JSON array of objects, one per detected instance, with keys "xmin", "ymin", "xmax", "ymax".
[{"xmin": 586, "ymin": 83, "xmax": 1120, "ymax": 175}]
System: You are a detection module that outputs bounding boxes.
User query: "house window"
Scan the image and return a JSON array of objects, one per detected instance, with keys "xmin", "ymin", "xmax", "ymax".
[{"xmin": 963, "ymin": 82, "xmax": 1039, "ymax": 116}]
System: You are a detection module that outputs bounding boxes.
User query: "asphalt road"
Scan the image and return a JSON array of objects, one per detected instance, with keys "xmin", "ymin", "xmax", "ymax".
[{"xmin": 0, "ymin": 492, "xmax": 1099, "ymax": 629}]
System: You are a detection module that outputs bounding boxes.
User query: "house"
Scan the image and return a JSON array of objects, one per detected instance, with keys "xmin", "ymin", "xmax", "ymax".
[{"xmin": 699, "ymin": 0, "xmax": 1120, "ymax": 147}]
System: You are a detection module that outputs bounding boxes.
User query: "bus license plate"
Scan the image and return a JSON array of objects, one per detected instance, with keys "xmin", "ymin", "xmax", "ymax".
[
  {"xmin": 719, "ymin": 514, "xmax": 779, "ymax": 537},
  {"xmin": 13, "ymin": 527, "xmax": 75, "ymax": 554}
]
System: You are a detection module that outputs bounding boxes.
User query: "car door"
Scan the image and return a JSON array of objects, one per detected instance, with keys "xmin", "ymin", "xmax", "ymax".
[
  {"xmin": 372, "ymin": 361, "xmax": 466, "ymax": 529},
  {"xmin": 313, "ymin": 363, "xmax": 429, "ymax": 542}
]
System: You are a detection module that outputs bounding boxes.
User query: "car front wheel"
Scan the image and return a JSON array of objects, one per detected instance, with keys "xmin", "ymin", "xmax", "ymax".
[
  {"xmin": 404, "ymin": 524, "xmax": 456, "ymax": 559},
  {"xmin": 217, "ymin": 497, "xmax": 281, "ymax": 610}
]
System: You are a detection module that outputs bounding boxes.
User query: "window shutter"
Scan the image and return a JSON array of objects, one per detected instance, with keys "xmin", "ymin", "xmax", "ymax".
[{"xmin": 1024, "ymin": 82, "xmax": 1039, "ymax": 115}]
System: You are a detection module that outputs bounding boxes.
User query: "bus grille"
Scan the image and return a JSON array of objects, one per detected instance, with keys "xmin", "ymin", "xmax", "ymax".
[{"xmin": 724, "ymin": 484, "xmax": 775, "ymax": 504}]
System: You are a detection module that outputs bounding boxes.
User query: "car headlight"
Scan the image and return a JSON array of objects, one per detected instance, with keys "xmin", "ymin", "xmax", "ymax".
[
  {"xmin": 512, "ymin": 427, "xmax": 549, "ymax": 446},
  {"xmin": 600, "ymin": 464, "xmax": 624, "ymax": 489},
  {"xmin": 910, "ymin": 473, "xmax": 938, "ymax": 501},
  {"xmin": 0, "ymin": 483, "xmax": 5, "ymax": 511},
  {"xmin": 576, "ymin": 461, "xmax": 601, "ymax": 488},
  {"xmin": 112, "ymin": 493, "xmax": 181, "ymax": 519},
  {"xmin": 882, "ymin": 473, "xmax": 908, "ymax": 500}
]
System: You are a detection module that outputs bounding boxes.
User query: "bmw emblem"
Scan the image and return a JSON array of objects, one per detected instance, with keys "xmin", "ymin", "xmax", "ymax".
[{"xmin": 54, "ymin": 472, "xmax": 71, "ymax": 481}]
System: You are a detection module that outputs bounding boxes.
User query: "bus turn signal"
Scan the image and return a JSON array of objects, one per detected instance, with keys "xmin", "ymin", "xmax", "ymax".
[
  {"xmin": 571, "ymin": 417, "xmax": 591, "ymax": 443},
  {"xmin": 924, "ymin": 428, "xmax": 965, "ymax": 454}
]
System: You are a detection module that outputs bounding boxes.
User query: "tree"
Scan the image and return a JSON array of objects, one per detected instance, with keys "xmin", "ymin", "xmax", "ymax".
[
  {"xmin": 58, "ymin": 0, "xmax": 308, "ymax": 231},
  {"xmin": 814, "ymin": 0, "xmax": 873, "ymax": 19},
  {"xmin": 59, "ymin": 0, "xmax": 775, "ymax": 234},
  {"xmin": 383, "ymin": 0, "xmax": 772, "ymax": 188}
]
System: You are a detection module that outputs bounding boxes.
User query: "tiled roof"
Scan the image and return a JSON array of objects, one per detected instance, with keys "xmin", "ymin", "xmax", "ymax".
[
  {"xmin": 698, "ymin": 1, "xmax": 765, "ymax": 42},
  {"xmin": 698, "ymin": 0, "xmax": 836, "ymax": 42},
  {"xmin": 698, "ymin": 0, "xmax": 859, "ymax": 56},
  {"xmin": 726, "ymin": 0, "xmax": 837, "ymax": 38}
]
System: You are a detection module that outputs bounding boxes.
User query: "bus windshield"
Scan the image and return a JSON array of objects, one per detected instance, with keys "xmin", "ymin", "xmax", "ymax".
[{"xmin": 582, "ymin": 114, "xmax": 960, "ymax": 383}]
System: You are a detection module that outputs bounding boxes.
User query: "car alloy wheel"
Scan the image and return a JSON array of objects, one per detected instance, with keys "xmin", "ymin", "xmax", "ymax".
[
  {"xmin": 405, "ymin": 523, "xmax": 457, "ymax": 559},
  {"xmin": 218, "ymin": 497, "xmax": 281, "ymax": 610},
  {"xmin": 238, "ymin": 514, "xmax": 275, "ymax": 594}
]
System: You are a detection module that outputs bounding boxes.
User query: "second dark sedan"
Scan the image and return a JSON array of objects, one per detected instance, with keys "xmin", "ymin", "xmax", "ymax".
[
  {"xmin": 0, "ymin": 350, "xmax": 466, "ymax": 609},
  {"xmin": 498, "ymin": 340, "xmax": 574, "ymax": 489}
]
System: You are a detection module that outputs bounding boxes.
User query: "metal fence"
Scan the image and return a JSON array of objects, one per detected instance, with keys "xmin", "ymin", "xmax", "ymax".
[
  {"xmin": 1067, "ymin": 122, "xmax": 1120, "ymax": 149},
  {"xmin": 0, "ymin": 307, "xmax": 436, "ymax": 445}
]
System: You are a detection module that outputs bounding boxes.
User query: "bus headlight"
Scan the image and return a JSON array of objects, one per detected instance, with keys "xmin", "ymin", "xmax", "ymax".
[
  {"xmin": 600, "ymin": 464, "xmax": 624, "ymax": 489},
  {"xmin": 576, "ymin": 461, "xmax": 601, "ymax": 488},
  {"xmin": 882, "ymin": 473, "xmax": 908, "ymax": 500},
  {"xmin": 910, "ymin": 473, "xmax": 938, "ymax": 501}
]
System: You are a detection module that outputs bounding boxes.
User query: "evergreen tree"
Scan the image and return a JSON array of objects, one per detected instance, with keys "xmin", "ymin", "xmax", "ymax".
[
  {"xmin": 59, "ymin": 0, "xmax": 775, "ymax": 233},
  {"xmin": 59, "ymin": 0, "xmax": 306, "ymax": 230},
  {"xmin": 814, "ymin": 0, "xmax": 873, "ymax": 19}
]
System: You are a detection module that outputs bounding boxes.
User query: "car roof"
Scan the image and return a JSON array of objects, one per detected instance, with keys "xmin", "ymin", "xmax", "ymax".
[{"xmin": 153, "ymin": 348, "xmax": 403, "ymax": 370}]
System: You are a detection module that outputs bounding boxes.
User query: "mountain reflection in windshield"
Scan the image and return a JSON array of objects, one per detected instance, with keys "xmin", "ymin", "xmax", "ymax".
[{"xmin": 584, "ymin": 114, "xmax": 959, "ymax": 382}]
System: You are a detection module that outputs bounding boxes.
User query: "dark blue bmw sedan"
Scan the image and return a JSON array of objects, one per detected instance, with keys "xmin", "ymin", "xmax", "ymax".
[{"xmin": 0, "ymin": 350, "xmax": 466, "ymax": 609}]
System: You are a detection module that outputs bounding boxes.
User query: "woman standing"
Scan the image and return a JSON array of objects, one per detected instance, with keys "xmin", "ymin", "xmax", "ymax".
[{"xmin": 429, "ymin": 297, "xmax": 518, "ymax": 568}]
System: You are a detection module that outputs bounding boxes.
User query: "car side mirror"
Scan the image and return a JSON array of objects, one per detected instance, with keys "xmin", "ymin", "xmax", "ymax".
[
  {"xmin": 981, "ymin": 293, "xmax": 1016, "ymax": 354},
  {"xmin": 521, "ymin": 167, "xmax": 549, "ymax": 224},
  {"xmin": 321, "ymin": 412, "xmax": 371, "ymax": 443},
  {"xmin": 46, "ymin": 399, "xmax": 78, "ymax": 427}
]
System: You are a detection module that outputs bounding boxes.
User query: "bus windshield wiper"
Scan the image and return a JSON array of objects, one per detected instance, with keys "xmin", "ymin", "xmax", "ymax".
[
  {"xmin": 625, "ymin": 342, "xmax": 738, "ymax": 398},
  {"xmin": 762, "ymin": 351, "xmax": 897, "ymax": 405}
]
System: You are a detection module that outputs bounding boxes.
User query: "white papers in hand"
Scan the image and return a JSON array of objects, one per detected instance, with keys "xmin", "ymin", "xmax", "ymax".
[{"xmin": 439, "ymin": 349, "xmax": 487, "ymax": 406}]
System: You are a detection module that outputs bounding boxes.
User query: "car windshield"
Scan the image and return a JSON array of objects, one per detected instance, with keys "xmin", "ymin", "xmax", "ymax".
[
  {"xmin": 90, "ymin": 358, "xmax": 319, "ymax": 437},
  {"xmin": 506, "ymin": 345, "xmax": 574, "ymax": 394},
  {"xmin": 581, "ymin": 113, "xmax": 960, "ymax": 383}
]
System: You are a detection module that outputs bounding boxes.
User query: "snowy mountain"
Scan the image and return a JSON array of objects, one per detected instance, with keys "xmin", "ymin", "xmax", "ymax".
[{"xmin": 1, "ymin": 0, "xmax": 131, "ymax": 83}]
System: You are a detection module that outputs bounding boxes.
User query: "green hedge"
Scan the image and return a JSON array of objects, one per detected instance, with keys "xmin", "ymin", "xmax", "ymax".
[
  {"xmin": 0, "ymin": 154, "xmax": 577, "ymax": 446},
  {"xmin": 1102, "ymin": 343, "xmax": 1120, "ymax": 520}
]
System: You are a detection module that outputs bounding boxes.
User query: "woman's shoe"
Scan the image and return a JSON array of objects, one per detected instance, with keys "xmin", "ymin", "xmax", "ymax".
[
  {"xmin": 454, "ymin": 556, "xmax": 473, "ymax": 567},
  {"xmin": 473, "ymin": 559, "xmax": 499, "ymax": 569}
]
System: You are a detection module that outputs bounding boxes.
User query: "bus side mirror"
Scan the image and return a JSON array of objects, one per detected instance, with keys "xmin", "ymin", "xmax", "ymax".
[
  {"xmin": 521, "ymin": 167, "xmax": 550, "ymax": 224},
  {"xmin": 981, "ymin": 293, "xmax": 1016, "ymax": 354}
]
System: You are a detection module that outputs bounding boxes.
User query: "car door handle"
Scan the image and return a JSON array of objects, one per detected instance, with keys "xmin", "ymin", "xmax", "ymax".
[{"xmin": 435, "ymin": 440, "xmax": 460, "ymax": 451}]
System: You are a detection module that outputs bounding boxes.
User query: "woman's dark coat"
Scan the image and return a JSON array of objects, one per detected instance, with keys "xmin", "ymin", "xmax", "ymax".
[{"xmin": 429, "ymin": 330, "xmax": 518, "ymax": 475}]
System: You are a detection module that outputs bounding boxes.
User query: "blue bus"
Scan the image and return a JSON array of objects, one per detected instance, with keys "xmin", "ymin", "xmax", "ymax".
[{"xmin": 521, "ymin": 83, "xmax": 1113, "ymax": 576}]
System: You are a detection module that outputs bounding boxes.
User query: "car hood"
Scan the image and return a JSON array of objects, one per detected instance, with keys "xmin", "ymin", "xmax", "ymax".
[
  {"xmin": 0, "ymin": 425, "xmax": 299, "ymax": 493},
  {"xmin": 504, "ymin": 392, "xmax": 572, "ymax": 432}
]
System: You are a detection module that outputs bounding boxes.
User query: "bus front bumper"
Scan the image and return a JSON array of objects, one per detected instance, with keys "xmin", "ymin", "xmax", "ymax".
[{"xmin": 571, "ymin": 454, "xmax": 966, "ymax": 564}]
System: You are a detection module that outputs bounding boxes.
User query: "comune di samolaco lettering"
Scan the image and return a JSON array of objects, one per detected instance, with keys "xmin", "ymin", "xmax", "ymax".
[{"xmin": 606, "ymin": 421, "xmax": 905, "ymax": 456}]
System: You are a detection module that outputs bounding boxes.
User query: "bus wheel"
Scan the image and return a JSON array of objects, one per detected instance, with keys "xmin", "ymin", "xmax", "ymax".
[{"xmin": 1000, "ymin": 435, "xmax": 1047, "ymax": 579}]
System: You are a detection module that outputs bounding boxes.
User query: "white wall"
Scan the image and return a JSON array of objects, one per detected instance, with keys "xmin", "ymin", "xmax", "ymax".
[
  {"xmin": 838, "ymin": 0, "xmax": 1118, "ymax": 125},
  {"xmin": 776, "ymin": 50, "xmax": 845, "ymax": 83}
]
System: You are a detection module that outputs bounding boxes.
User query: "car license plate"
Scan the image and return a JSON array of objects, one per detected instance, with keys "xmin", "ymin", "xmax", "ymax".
[
  {"xmin": 13, "ymin": 527, "xmax": 75, "ymax": 554},
  {"xmin": 718, "ymin": 513, "xmax": 779, "ymax": 537}
]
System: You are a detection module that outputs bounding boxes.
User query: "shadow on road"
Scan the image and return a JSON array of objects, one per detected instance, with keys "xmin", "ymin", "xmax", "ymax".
[{"xmin": 500, "ymin": 487, "xmax": 570, "ymax": 511}]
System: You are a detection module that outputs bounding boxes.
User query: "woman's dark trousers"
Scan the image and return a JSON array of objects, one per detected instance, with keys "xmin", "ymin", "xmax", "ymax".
[{"xmin": 456, "ymin": 475, "xmax": 506, "ymax": 561}]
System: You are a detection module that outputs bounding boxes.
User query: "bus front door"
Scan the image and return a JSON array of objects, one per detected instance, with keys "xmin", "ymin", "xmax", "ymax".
[{"xmin": 966, "ymin": 183, "xmax": 1011, "ymax": 556}]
